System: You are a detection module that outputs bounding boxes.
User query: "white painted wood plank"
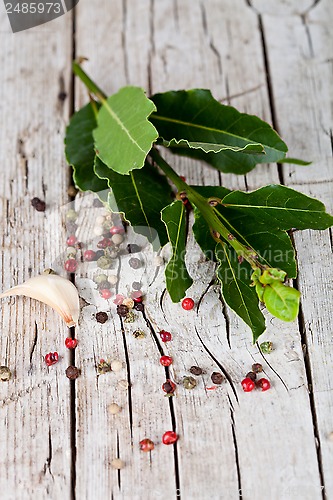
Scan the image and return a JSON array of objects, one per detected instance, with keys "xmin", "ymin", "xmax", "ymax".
[
  {"xmin": 74, "ymin": 0, "xmax": 330, "ymax": 499},
  {"xmin": 0, "ymin": 11, "xmax": 73, "ymax": 500},
  {"xmin": 261, "ymin": 0, "xmax": 333, "ymax": 496}
]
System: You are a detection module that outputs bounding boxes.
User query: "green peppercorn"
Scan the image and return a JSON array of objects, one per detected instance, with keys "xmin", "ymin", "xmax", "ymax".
[
  {"xmin": 260, "ymin": 341, "xmax": 273, "ymax": 354},
  {"xmin": 0, "ymin": 366, "xmax": 12, "ymax": 382},
  {"xmin": 97, "ymin": 256, "xmax": 113, "ymax": 270},
  {"xmin": 66, "ymin": 209, "xmax": 78, "ymax": 222},
  {"xmin": 183, "ymin": 376, "xmax": 197, "ymax": 390}
]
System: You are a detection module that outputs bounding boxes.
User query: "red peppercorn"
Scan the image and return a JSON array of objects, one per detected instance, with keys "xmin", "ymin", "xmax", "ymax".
[
  {"xmin": 64, "ymin": 259, "xmax": 78, "ymax": 272},
  {"xmin": 162, "ymin": 431, "xmax": 178, "ymax": 445},
  {"xmin": 65, "ymin": 338, "xmax": 78, "ymax": 349},
  {"xmin": 162, "ymin": 379, "xmax": 176, "ymax": 394},
  {"xmin": 139, "ymin": 438, "xmax": 155, "ymax": 452},
  {"xmin": 181, "ymin": 297, "xmax": 195, "ymax": 310},
  {"xmin": 159, "ymin": 330, "xmax": 172, "ymax": 342},
  {"xmin": 241, "ymin": 377, "xmax": 255, "ymax": 392},
  {"xmin": 160, "ymin": 356, "xmax": 173, "ymax": 367},
  {"xmin": 84, "ymin": 250, "xmax": 96, "ymax": 261},
  {"xmin": 180, "ymin": 176, "xmax": 186, "ymax": 182},
  {"xmin": 110, "ymin": 226, "xmax": 125, "ymax": 235},
  {"xmin": 45, "ymin": 352, "xmax": 59, "ymax": 366},
  {"xmin": 131, "ymin": 290, "xmax": 143, "ymax": 303},
  {"xmin": 66, "ymin": 235, "xmax": 77, "ymax": 246},
  {"xmin": 256, "ymin": 378, "xmax": 271, "ymax": 392},
  {"xmin": 97, "ymin": 237, "xmax": 112, "ymax": 249},
  {"xmin": 113, "ymin": 294, "xmax": 124, "ymax": 305},
  {"xmin": 100, "ymin": 289, "xmax": 112, "ymax": 299}
]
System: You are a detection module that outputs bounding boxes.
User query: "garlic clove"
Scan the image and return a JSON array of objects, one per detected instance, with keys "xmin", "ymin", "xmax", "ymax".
[{"xmin": 0, "ymin": 274, "xmax": 80, "ymax": 327}]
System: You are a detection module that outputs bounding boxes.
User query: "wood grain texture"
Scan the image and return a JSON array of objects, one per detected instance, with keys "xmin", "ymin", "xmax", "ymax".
[
  {"xmin": 0, "ymin": 10, "xmax": 73, "ymax": 500},
  {"xmin": 0, "ymin": 0, "xmax": 332, "ymax": 499}
]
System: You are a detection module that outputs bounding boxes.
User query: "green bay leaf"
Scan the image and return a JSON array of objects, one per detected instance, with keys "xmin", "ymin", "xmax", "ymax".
[
  {"xmin": 94, "ymin": 156, "xmax": 172, "ymax": 247},
  {"xmin": 65, "ymin": 102, "xmax": 109, "ymax": 192},
  {"xmin": 221, "ymin": 184, "xmax": 333, "ymax": 230},
  {"xmin": 150, "ymin": 89, "xmax": 287, "ymax": 175},
  {"xmin": 94, "ymin": 87, "xmax": 158, "ymax": 175},
  {"xmin": 216, "ymin": 243, "xmax": 266, "ymax": 343},
  {"xmin": 263, "ymin": 281, "xmax": 300, "ymax": 322},
  {"xmin": 160, "ymin": 137, "xmax": 264, "ymax": 155},
  {"xmin": 161, "ymin": 201, "xmax": 193, "ymax": 302}
]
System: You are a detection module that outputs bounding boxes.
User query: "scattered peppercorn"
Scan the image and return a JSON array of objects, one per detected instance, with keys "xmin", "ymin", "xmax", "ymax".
[
  {"xmin": 66, "ymin": 221, "xmax": 78, "ymax": 234},
  {"xmin": 127, "ymin": 244, "xmax": 141, "ymax": 253},
  {"xmin": 93, "ymin": 273, "xmax": 108, "ymax": 284},
  {"xmin": 132, "ymin": 281, "xmax": 141, "ymax": 290},
  {"xmin": 110, "ymin": 360, "xmax": 123, "ymax": 372},
  {"xmin": 67, "ymin": 185, "xmax": 78, "ymax": 197},
  {"xmin": 64, "ymin": 259, "xmax": 78, "ymax": 272},
  {"xmin": 189, "ymin": 366, "xmax": 203, "ymax": 376},
  {"xmin": 0, "ymin": 366, "xmax": 12, "ymax": 382},
  {"xmin": 159, "ymin": 330, "xmax": 172, "ymax": 342},
  {"xmin": 160, "ymin": 356, "xmax": 173, "ymax": 367},
  {"xmin": 94, "ymin": 250, "xmax": 105, "ymax": 260},
  {"xmin": 162, "ymin": 431, "xmax": 178, "ymax": 445},
  {"xmin": 95, "ymin": 311, "xmax": 109, "ymax": 324},
  {"xmin": 241, "ymin": 377, "xmax": 255, "ymax": 392},
  {"xmin": 66, "ymin": 209, "xmax": 78, "ymax": 221},
  {"xmin": 97, "ymin": 237, "xmax": 112, "ymax": 249},
  {"xmin": 66, "ymin": 235, "xmax": 77, "ymax": 246},
  {"xmin": 256, "ymin": 378, "xmax": 271, "ymax": 391},
  {"xmin": 108, "ymin": 403, "xmax": 122, "ymax": 415},
  {"xmin": 181, "ymin": 297, "xmax": 195, "ymax": 310},
  {"xmin": 123, "ymin": 298, "xmax": 135, "ymax": 309},
  {"xmin": 162, "ymin": 379, "xmax": 176, "ymax": 394},
  {"xmin": 246, "ymin": 371, "xmax": 257, "ymax": 381},
  {"xmin": 111, "ymin": 234, "xmax": 124, "ymax": 245},
  {"xmin": 100, "ymin": 289, "xmax": 112, "ymax": 299},
  {"xmin": 139, "ymin": 439, "xmax": 155, "ymax": 452},
  {"xmin": 124, "ymin": 311, "xmax": 136, "ymax": 323},
  {"xmin": 118, "ymin": 379, "xmax": 129, "ymax": 390},
  {"xmin": 134, "ymin": 302, "xmax": 144, "ymax": 312},
  {"xmin": 183, "ymin": 376, "xmax": 197, "ymax": 390},
  {"xmin": 97, "ymin": 360, "xmax": 111, "ymax": 374},
  {"xmin": 45, "ymin": 352, "xmax": 59, "ymax": 367},
  {"xmin": 211, "ymin": 372, "xmax": 224, "ymax": 385},
  {"xmin": 132, "ymin": 329, "xmax": 146, "ymax": 339},
  {"xmin": 110, "ymin": 226, "xmax": 125, "ymax": 235},
  {"xmin": 65, "ymin": 337, "xmax": 78, "ymax": 349},
  {"xmin": 93, "ymin": 198, "xmax": 103, "ymax": 207},
  {"xmin": 129, "ymin": 257, "xmax": 142, "ymax": 269},
  {"xmin": 117, "ymin": 304, "xmax": 129, "ymax": 317},
  {"xmin": 84, "ymin": 250, "xmax": 97, "ymax": 261},
  {"xmin": 31, "ymin": 197, "xmax": 46, "ymax": 212},
  {"xmin": 65, "ymin": 365, "xmax": 80, "ymax": 380},
  {"xmin": 97, "ymin": 256, "xmax": 113, "ymax": 270},
  {"xmin": 260, "ymin": 341, "xmax": 273, "ymax": 354},
  {"xmin": 97, "ymin": 281, "xmax": 112, "ymax": 290},
  {"xmin": 252, "ymin": 363, "xmax": 263, "ymax": 373},
  {"xmin": 111, "ymin": 458, "xmax": 125, "ymax": 470}
]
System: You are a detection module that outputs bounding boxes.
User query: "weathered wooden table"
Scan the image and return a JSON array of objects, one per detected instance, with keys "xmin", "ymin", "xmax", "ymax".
[{"xmin": 1, "ymin": 1, "xmax": 332, "ymax": 499}]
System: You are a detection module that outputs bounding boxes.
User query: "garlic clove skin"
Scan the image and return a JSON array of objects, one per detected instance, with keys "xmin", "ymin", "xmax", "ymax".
[{"xmin": 0, "ymin": 274, "xmax": 80, "ymax": 327}]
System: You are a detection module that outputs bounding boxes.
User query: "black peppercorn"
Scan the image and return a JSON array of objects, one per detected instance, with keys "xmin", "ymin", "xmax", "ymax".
[
  {"xmin": 162, "ymin": 379, "xmax": 176, "ymax": 394},
  {"xmin": 246, "ymin": 371, "xmax": 257, "ymax": 381},
  {"xmin": 211, "ymin": 372, "xmax": 224, "ymax": 384},
  {"xmin": 129, "ymin": 257, "xmax": 142, "ymax": 269},
  {"xmin": 97, "ymin": 281, "xmax": 112, "ymax": 291},
  {"xmin": 127, "ymin": 244, "xmax": 141, "ymax": 254},
  {"xmin": 66, "ymin": 366, "xmax": 80, "ymax": 380},
  {"xmin": 93, "ymin": 198, "xmax": 103, "ymax": 207},
  {"xmin": 31, "ymin": 197, "xmax": 46, "ymax": 212},
  {"xmin": 252, "ymin": 363, "xmax": 263, "ymax": 373},
  {"xmin": 117, "ymin": 304, "xmax": 129, "ymax": 317},
  {"xmin": 189, "ymin": 366, "xmax": 203, "ymax": 376},
  {"xmin": 132, "ymin": 281, "xmax": 142, "ymax": 290},
  {"xmin": 94, "ymin": 250, "xmax": 105, "ymax": 260},
  {"xmin": 66, "ymin": 222, "xmax": 78, "ymax": 234},
  {"xmin": 134, "ymin": 302, "xmax": 144, "ymax": 312},
  {"xmin": 95, "ymin": 311, "xmax": 109, "ymax": 324}
]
